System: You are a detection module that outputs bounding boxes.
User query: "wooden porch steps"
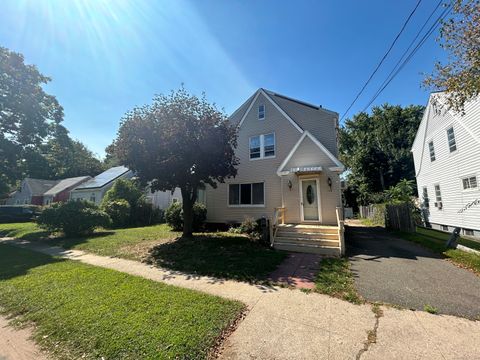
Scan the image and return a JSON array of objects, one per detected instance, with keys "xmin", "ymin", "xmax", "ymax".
[{"xmin": 273, "ymin": 224, "xmax": 341, "ymax": 256}]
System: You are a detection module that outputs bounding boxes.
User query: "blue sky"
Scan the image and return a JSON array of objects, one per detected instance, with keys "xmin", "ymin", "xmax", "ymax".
[{"xmin": 1, "ymin": 0, "xmax": 447, "ymax": 157}]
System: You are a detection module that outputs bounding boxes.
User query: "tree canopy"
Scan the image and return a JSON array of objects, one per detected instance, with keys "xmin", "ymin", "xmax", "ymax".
[
  {"xmin": 339, "ymin": 104, "xmax": 424, "ymax": 205},
  {"xmin": 0, "ymin": 46, "xmax": 103, "ymax": 196},
  {"xmin": 110, "ymin": 87, "xmax": 238, "ymax": 236},
  {"xmin": 424, "ymin": 0, "xmax": 480, "ymax": 112}
]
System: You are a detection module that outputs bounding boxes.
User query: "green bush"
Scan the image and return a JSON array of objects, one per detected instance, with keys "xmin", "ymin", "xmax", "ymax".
[
  {"xmin": 101, "ymin": 179, "xmax": 164, "ymax": 228},
  {"xmin": 102, "ymin": 199, "xmax": 131, "ymax": 228},
  {"xmin": 101, "ymin": 178, "xmax": 143, "ymax": 208},
  {"xmin": 165, "ymin": 202, "xmax": 207, "ymax": 232},
  {"xmin": 228, "ymin": 217, "xmax": 262, "ymax": 242},
  {"xmin": 37, "ymin": 200, "xmax": 111, "ymax": 237}
]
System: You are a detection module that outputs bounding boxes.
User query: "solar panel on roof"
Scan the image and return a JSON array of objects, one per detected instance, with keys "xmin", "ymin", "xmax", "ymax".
[{"xmin": 75, "ymin": 166, "xmax": 130, "ymax": 189}]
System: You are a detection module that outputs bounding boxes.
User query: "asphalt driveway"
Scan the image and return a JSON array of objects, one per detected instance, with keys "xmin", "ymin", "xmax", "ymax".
[{"xmin": 346, "ymin": 223, "xmax": 480, "ymax": 319}]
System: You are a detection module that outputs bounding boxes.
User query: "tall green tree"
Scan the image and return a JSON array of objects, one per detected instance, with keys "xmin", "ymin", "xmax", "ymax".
[
  {"xmin": 339, "ymin": 104, "xmax": 424, "ymax": 204},
  {"xmin": 0, "ymin": 46, "xmax": 63, "ymax": 194},
  {"xmin": 424, "ymin": 0, "xmax": 480, "ymax": 112},
  {"xmin": 110, "ymin": 88, "xmax": 238, "ymax": 236}
]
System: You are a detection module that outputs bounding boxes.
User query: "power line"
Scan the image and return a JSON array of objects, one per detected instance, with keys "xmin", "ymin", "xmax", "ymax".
[
  {"xmin": 365, "ymin": 0, "xmax": 444, "ymax": 107},
  {"xmin": 340, "ymin": 0, "xmax": 423, "ymax": 121},
  {"xmin": 360, "ymin": 3, "xmax": 453, "ymax": 113}
]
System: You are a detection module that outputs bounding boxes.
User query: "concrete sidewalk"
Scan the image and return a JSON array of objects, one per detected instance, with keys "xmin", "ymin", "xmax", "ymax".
[{"xmin": 2, "ymin": 238, "xmax": 480, "ymax": 359}]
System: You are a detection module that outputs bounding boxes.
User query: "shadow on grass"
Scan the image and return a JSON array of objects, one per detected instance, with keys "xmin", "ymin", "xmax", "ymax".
[
  {"xmin": 0, "ymin": 243, "xmax": 63, "ymax": 281},
  {"xmin": 46, "ymin": 231, "xmax": 116, "ymax": 250},
  {"xmin": 145, "ymin": 234, "xmax": 287, "ymax": 284},
  {"xmin": 0, "ymin": 227, "xmax": 50, "ymax": 242}
]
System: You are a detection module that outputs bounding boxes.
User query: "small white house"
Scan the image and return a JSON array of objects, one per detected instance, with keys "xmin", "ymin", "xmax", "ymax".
[
  {"xmin": 412, "ymin": 92, "xmax": 480, "ymax": 237},
  {"xmin": 70, "ymin": 166, "xmax": 133, "ymax": 205}
]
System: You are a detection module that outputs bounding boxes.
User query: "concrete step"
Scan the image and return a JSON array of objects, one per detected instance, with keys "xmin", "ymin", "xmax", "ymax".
[
  {"xmin": 275, "ymin": 237, "xmax": 340, "ymax": 247},
  {"xmin": 275, "ymin": 231, "xmax": 339, "ymax": 240},
  {"xmin": 273, "ymin": 242, "xmax": 341, "ymax": 256}
]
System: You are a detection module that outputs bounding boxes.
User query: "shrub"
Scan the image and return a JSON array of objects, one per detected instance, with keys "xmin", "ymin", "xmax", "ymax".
[
  {"xmin": 131, "ymin": 199, "xmax": 164, "ymax": 227},
  {"xmin": 229, "ymin": 217, "xmax": 263, "ymax": 243},
  {"xmin": 102, "ymin": 199, "xmax": 131, "ymax": 228},
  {"xmin": 165, "ymin": 202, "xmax": 207, "ymax": 232},
  {"xmin": 101, "ymin": 178, "xmax": 143, "ymax": 208},
  {"xmin": 37, "ymin": 200, "xmax": 111, "ymax": 237}
]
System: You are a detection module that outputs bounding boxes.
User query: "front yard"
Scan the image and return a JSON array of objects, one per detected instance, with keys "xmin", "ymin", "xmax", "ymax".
[
  {"xmin": 0, "ymin": 243, "xmax": 244, "ymax": 359},
  {"xmin": 0, "ymin": 222, "xmax": 287, "ymax": 283}
]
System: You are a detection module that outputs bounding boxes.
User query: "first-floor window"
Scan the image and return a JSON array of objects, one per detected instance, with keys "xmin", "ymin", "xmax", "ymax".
[
  {"xmin": 462, "ymin": 176, "xmax": 478, "ymax": 190},
  {"xmin": 90, "ymin": 193, "xmax": 96, "ymax": 203},
  {"xmin": 229, "ymin": 183, "xmax": 264, "ymax": 206},
  {"xmin": 422, "ymin": 187, "xmax": 429, "ymax": 208}
]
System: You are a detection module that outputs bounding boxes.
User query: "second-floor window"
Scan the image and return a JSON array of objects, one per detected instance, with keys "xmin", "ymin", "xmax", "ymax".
[
  {"xmin": 249, "ymin": 133, "xmax": 275, "ymax": 159},
  {"xmin": 258, "ymin": 104, "xmax": 265, "ymax": 120},
  {"xmin": 462, "ymin": 176, "xmax": 478, "ymax": 190},
  {"xmin": 447, "ymin": 126, "xmax": 457, "ymax": 152},
  {"xmin": 428, "ymin": 141, "xmax": 435, "ymax": 162}
]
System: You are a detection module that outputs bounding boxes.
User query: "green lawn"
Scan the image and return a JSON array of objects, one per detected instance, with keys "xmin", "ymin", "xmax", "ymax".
[
  {"xmin": 0, "ymin": 221, "xmax": 48, "ymax": 240},
  {"xmin": 146, "ymin": 233, "xmax": 287, "ymax": 283},
  {"xmin": 397, "ymin": 230, "xmax": 480, "ymax": 274},
  {"xmin": 0, "ymin": 244, "xmax": 244, "ymax": 359},
  {"xmin": 416, "ymin": 226, "xmax": 480, "ymax": 251},
  {"xmin": 0, "ymin": 222, "xmax": 287, "ymax": 282},
  {"xmin": 314, "ymin": 257, "xmax": 362, "ymax": 304}
]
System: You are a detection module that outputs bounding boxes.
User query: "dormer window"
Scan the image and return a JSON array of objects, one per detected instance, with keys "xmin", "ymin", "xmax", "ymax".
[{"xmin": 258, "ymin": 104, "xmax": 265, "ymax": 120}]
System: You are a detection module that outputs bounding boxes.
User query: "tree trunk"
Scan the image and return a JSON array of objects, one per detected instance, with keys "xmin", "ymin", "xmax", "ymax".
[
  {"xmin": 379, "ymin": 168, "xmax": 385, "ymax": 191},
  {"xmin": 180, "ymin": 186, "xmax": 197, "ymax": 238}
]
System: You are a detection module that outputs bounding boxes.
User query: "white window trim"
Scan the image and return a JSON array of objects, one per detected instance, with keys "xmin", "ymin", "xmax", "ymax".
[
  {"xmin": 258, "ymin": 104, "xmax": 265, "ymax": 120},
  {"xmin": 446, "ymin": 125, "xmax": 458, "ymax": 154},
  {"xmin": 227, "ymin": 182, "xmax": 265, "ymax": 208},
  {"xmin": 249, "ymin": 133, "xmax": 276, "ymax": 160},
  {"xmin": 461, "ymin": 174, "xmax": 478, "ymax": 191}
]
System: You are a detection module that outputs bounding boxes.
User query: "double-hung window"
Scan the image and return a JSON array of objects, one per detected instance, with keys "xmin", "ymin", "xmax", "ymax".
[
  {"xmin": 428, "ymin": 141, "xmax": 436, "ymax": 162},
  {"xmin": 229, "ymin": 183, "xmax": 264, "ymax": 206},
  {"xmin": 462, "ymin": 176, "xmax": 478, "ymax": 190},
  {"xmin": 258, "ymin": 104, "xmax": 265, "ymax": 120},
  {"xmin": 249, "ymin": 133, "xmax": 275, "ymax": 159},
  {"xmin": 434, "ymin": 184, "xmax": 442, "ymax": 209},
  {"xmin": 249, "ymin": 136, "xmax": 261, "ymax": 159},
  {"xmin": 447, "ymin": 126, "xmax": 457, "ymax": 152},
  {"xmin": 422, "ymin": 187, "xmax": 430, "ymax": 208}
]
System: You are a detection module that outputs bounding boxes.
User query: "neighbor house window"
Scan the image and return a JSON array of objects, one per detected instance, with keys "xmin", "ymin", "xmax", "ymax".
[
  {"xmin": 422, "ymin": 187, "xmax": 430, "ymax": 208},
  {"xmin": 258, "ymin": 104, "xmax": 265, "ymax": 120},
  {"xmin": 428, "ymin": 141, "xmax": 435, "ymax": 162},
  {"xmin": 434, "ymin": 184, "xmax": 442, "ymax": 209},
  {"xmin": 228, "ymin": 183, "xmax": 264, "ymax": 206},
  {"xmin": 90, "ymin": 193, "xmax": 96, "ymax": 203},
  {"xmin": 249, "ymin": 133, "xmax": 275, "ymax": 159},
  {"xmin": 462, "ymin": 176, "xmax": 477, "ymax": 190},
  {"xmin": 464, "ymin": 229, "xmax": 474, "ymax": 236},
  {"xmin": 447, "ymin": 126, "xmax": 457, "ymax": 152}
]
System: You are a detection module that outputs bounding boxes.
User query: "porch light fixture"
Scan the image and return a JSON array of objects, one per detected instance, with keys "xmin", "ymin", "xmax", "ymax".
[
  {"xmin": 327, "ymin": 177, "xmax": 332, "ymax": 191},
  {"xmin": 287, "ymin": 180, "xmax": 292, "ymax": 190}
]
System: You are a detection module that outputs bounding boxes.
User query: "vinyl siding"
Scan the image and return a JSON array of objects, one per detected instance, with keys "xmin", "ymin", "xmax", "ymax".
[
  {"xmin": 206, "ymin": 90, "xmax": 341, "ymax": 224},
  {"xmin": 412, "ymin": 94, "xmax": 480, "ymax": 231}
]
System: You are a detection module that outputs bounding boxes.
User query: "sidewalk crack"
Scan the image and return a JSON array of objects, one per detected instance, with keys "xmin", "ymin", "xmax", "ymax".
[{"xmin": 356, "ymin": 304, "xmax": 383, "ymax": 360}]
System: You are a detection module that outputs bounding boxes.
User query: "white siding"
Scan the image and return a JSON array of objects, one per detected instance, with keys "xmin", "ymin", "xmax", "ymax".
[{"xmin": 412, "ymin": 94, "xmax": 480, "ymax": 231}]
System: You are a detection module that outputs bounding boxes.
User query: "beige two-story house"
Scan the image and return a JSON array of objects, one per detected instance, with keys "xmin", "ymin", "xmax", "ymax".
[{"xmin": 206, "ymin": 89, "xmax": 345, "ymax": 255}]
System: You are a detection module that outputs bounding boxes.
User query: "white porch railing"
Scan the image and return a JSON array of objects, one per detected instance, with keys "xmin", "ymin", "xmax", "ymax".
[
  {"xmin": 336, "ymin": 206, "xmax": 345, "ymax": 255},
  {"xmin": 270, "ymin": 207, "xmax": 285, "ymax": 247}
]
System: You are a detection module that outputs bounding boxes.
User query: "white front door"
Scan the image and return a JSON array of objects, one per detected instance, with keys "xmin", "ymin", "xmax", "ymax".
[{"xmin": 300, "ymin": 179, "xmax": 320, "ymax": 222}]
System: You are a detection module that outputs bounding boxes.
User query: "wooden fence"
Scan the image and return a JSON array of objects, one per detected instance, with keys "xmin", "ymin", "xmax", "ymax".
[{"xmin": 360, "ymin": 203, "xmax": 415, "ymax": 232}]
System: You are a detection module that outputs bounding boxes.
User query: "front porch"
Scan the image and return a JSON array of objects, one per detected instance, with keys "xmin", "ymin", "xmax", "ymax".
[{"xmin": 272, "ymin": 222, "xmax": 343, "ymax": 256}]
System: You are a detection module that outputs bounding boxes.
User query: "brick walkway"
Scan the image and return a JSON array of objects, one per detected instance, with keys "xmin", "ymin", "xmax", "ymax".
[{"xmin": 268, "ymin": 252, "xmax": 323, "ymax": 289}]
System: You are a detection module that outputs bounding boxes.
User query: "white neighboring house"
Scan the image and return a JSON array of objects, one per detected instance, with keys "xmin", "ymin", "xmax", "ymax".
[
  {"xmin": 145, "ymin": 187, "xmax": 182, "ymax": 209},
  {"xmin": 412, "ymin": 92, "xmax": 480, "ymax": 237},
  {"xmin": 70, "ymin": 166, "xmax": 134, "ymax": 205}
]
